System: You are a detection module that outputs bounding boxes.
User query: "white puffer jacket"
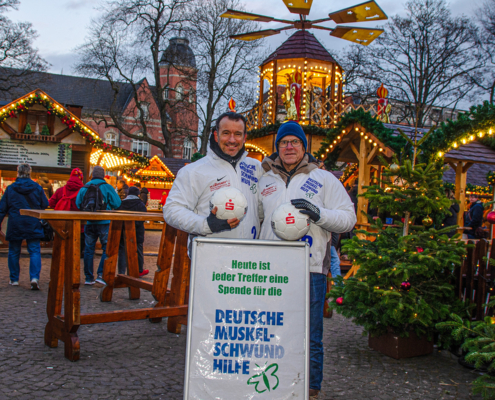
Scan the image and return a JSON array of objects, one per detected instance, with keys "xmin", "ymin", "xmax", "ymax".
[
  {"xmin": 163, "ymin": 144, "xmax": 262, "ymax": 239},
  {"xmin": 259, "ymin": 154, "xmax": 357, "ymax": 274}
]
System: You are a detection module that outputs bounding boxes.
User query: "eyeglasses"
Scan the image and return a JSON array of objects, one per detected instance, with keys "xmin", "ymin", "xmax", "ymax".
[{"xmin": 278, "ymin": 139, "xmax": 302, "ymax": 148}]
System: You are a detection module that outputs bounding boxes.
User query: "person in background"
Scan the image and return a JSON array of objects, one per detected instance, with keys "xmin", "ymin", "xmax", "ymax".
[
  {"xmin": 76, "ymin": 166, "xmax": 121, "ymax": 285},
  {"xmin": 37, "ymin": 172, "xmax": 53, "ymax": 199},
  {"xmin": 116, "ymin": 179, "xmax": 128, "ymax": 201},
  {"xmin": 442, "ymin": 189, "xmax": 459, "ymax": 238},
  {"xmin": 465, "ymin": 193, "xmax": 484, "ymax": 239},
  {"xmin": 159, "ymin": 191, "xmax": 168, "ymax": 207},
  {"xmin": 49, "ymin": 168, "xmax": 85, "ymax": 256},
  {"xmin": 134, "ymin": 182, "xmax": 149, "ymax": 206},
  {"xmin": 257, "ymin": 121, "xmax": 356, "ymax": 399},
  {"xmin": 0, "ymin": 163, "xmax": 48, "ymax": 289},
  {"xmin": 117, "ymin": 186, "xmax": 148, "ymax": 277}
]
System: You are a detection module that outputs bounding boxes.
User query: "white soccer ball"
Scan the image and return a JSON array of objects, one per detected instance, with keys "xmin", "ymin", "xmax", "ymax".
[
  {"xmin": 271, "ymin": 202, "xmax": 310, "ymax": 241},
  {"xmin": 209, "ymin": 187, "xmax": 248, "ymax": 220}
]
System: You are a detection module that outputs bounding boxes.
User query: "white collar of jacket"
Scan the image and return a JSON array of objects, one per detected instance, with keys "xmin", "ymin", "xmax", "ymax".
[
  {"xmin": 261, "ymin": 153, "xmax": 318, "ymax": 184},
  {"xmin": 206, "ymin": 140, "xmax": 248, "ymax": 166},
  {"xmin": 124, "ymin": 195, "xmax": 140, "ymax": 200}
]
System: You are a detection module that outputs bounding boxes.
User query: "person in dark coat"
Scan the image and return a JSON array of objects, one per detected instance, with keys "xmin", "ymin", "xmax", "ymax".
[
  {"xmin": 0, "ymin": 164, "xmax": 48, "ymax": 289},
  {"xmin": 134, "ymin": 182, "xmax": 149, "ymax": 206},
  {"xmin": 465, "ymin": 194, "xmax": 485, "ymax": 239},
  {"xmin": 117, "ymin": 186, "xmax": 148, "ymax": 276},
  {"xmin": 442, "ymin": 189, "xmax": 460, "ymax": 238}
]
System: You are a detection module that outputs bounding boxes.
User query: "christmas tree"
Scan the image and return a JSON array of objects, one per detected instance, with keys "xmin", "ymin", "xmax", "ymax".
[
  {"xmin": 41, "ymin": 125, "xmax": 50, "ymax": 135},
  {"xmin": 24, "ymin": 123, "xmax": 32, "ymax": 134},
  {"xmin": 329, "ymin": 155, "xmax": 467, "ymax": 339}
]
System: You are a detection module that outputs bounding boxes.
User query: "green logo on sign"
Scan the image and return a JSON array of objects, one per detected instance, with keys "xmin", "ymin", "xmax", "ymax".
[
  {"xmin": 247, "ymin": 362, "xmax": 279, "ymax": 393},
  {"xmin": 305, "ymin": 192, "xmax": 314, "ymax": 199}
]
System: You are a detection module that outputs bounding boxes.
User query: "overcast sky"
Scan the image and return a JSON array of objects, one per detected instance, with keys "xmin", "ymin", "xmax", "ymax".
[{"xmin": 6, "ymin": 0, "xmax": 482, "ymax": 77}]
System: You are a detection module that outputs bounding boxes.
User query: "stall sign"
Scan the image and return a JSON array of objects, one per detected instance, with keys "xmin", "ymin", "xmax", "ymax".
[
  {"xmin": 184, "ymin": 238, "xmax": 309, "ymax": 400},
  {"xmin": 0, "ymin": 140, "xmax": 72, "ymax": 168}
]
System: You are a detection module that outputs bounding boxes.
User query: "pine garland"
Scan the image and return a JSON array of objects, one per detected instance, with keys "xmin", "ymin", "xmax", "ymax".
[{"xmin": 314, "ymin": 109, "xmax": 408, "ymax": 160}]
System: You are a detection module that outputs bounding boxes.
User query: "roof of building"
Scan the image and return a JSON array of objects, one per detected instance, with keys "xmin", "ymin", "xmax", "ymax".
[
  {"xmin": 160, "ymin": 37, "xmax": 196, "ymax": 69},
  {"xmin": 158, "ymin": 157, "xmax": 190, "ymax": 176},
  {"xmin": 0, "ymin": 68, "xmax": 136, "ymax": 114},
  {"xmin": 262, "ymin": 30, "xmax": 339, "ymax": 65}
]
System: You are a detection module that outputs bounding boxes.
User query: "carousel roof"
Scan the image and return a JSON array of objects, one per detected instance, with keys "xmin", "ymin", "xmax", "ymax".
[{"xmin": 262, "ymin": 30, "xmax": 339, "ymax": 65}]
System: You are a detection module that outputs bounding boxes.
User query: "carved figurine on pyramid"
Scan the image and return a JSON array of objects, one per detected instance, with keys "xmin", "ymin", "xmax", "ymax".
[
  {"xmin": 281, "ymin": 71, "xmax": 302, "ymax": 121},
  {"xmin": 376, "ymin": 83, "xmax": 391, "ymax": 123}
]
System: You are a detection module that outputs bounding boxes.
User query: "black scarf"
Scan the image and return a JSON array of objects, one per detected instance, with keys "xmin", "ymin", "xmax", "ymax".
[{"xmin": 209, "ymin": 134, "xmax": 245, "ymax": 170}]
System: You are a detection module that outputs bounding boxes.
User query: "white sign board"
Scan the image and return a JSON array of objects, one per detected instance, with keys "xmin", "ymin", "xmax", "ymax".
[
  {"xmin": 0, "ymin": 139, "xmax": 72, "ymax": 168},
  {"xmin": 184, "ymin": 238, "xmax": 309, "ymax": 400}
]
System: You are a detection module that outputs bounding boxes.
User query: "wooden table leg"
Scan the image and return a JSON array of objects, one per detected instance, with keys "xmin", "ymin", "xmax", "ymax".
[
  {"xmin": 167, "ymin": 230, "xmax": 190, "ymax": 334},
  {"xmin": 124, "ymin": 221, "xmax": 140, "ymax": 300},
  {"xmin": 100, "ymin": 221, "xmax": 123, "ymax": 302},
  {"xmin": 64, "ymin": 220, "xmax": 81, "ymax": 361},
  {"xmin": 150, "ymin": 224, "xmax": 175, "ymax": 323},
  {"xmin": 44, "ymin": 221, "xmax": 67, "ymax": 348}
]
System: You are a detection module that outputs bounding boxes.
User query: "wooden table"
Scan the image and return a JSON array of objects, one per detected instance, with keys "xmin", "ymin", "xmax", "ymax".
[{"xmin": 20, "ymin": 210, "xmax": 190, "ymax": 361}]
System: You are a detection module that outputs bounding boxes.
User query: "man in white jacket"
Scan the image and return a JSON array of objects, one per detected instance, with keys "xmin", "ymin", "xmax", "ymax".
[
  {"xmin": 163, "ymin": 112, "xmax": 262, "ymax": 241},
  {"xmin": 258, "ymin": 121, "xmax": 356, "ymax": 399}
]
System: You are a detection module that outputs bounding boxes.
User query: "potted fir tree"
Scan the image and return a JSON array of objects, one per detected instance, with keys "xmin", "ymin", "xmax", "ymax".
[{"xmin": 329, "ymin": 154, "xmax": 467, "ymax": 359}]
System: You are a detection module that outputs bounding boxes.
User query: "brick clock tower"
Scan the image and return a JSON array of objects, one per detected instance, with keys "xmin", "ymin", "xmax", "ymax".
[{"xmin": 159, "ymin": 37, "xmax": 199, "ymax": 159}]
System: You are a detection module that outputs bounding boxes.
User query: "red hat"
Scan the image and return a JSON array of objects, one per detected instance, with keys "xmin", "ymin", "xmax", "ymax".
[{"xmin": 70, "ymin": 168, "xmax": 83, "ymax": 181}]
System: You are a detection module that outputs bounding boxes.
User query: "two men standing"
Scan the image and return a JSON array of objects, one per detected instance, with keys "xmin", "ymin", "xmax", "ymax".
[{"xmin": 164, "ymin": 115, "xmax": 356, "ymax": 398}]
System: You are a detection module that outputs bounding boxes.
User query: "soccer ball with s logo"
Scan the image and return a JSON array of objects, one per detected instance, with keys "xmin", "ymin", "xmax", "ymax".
[
  {"xmin": 209, "ymin": 187, "xmax": 248, "ymax": 220},
  {"xmin": 270, "ymin": 202, "xmax": 310, "ymax": 241}
]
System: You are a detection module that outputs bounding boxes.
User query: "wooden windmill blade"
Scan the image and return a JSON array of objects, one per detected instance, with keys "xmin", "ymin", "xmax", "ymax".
[
  {"xmin": 282, "ymin": 0, "xmax": 313, "ymax": 15},
  {"xmin": 330, "ymin": 26, "xmax": 384, "ymax": 45},
  {"xmin": 220, "ymin": 9, "xmax": 293, "ymax": 24},
  {"xmin": 329, "ymin": 0, "xmax": 388, "ymax": 24},
  {"xmin": 230, "ymin": 28, "xmax": 287, "ymax": 41}
]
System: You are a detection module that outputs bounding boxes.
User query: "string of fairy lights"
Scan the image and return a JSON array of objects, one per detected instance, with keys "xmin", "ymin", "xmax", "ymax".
[
  {"xmin": 436, "ymin": 129, "xmax": 495, "ymax": 158},
  {"xmin": 322, "ymin": 127, "xmax": 384, "ymax": 160}
]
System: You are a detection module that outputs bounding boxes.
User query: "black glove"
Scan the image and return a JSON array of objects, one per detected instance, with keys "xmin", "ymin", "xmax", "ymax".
[
  {"xmin": 207, "ymin": 212, "xmax": 232, "ymax": 233},
  {"xmin": 291, "ymin": 198, "xmax": 321, "ymax": 222}
]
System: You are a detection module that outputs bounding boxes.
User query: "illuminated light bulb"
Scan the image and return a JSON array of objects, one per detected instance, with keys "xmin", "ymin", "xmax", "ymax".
[
  {"xmin": 453, "ymin": 142, "xmax": 457, "ymax": 148},
  {"xmin": 462, "ymin": 139, "xmax": 466, "ymax": 144},
  {"xmin": 470, "ymin": 135, "xmax": 474, "ymax": 141},
  {"xmin": 437, "ymin": 151, "xmax": 443, "ymax": 157},
  {"xmin": 379, "ymin": 148, "xmax": 383, "ymax": 152},
  {"xmin": 364, "ymin": 135, "xmax": 368, "ymax": 139},
  {"xmin": 373, "ymin": 143, "xmax": 377, "ymax": 147},
  {"xmin": 360, "ymin": 132, "xmax": 364, "ymax": 136}
]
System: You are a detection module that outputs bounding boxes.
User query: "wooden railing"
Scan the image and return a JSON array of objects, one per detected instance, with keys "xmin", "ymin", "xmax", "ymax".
[
  {"xmin": 241, "ymin": 97, "xmax": 378, "ymax": 131},
  {"xmin": 457, "ymin": 239, "xmax": 495, "ymax": 321}
]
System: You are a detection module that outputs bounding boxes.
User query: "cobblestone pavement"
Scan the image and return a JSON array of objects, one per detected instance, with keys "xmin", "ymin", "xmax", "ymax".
[{"xmin": 0, "ymin": 232, "xmax": 483, "ymax": 399}]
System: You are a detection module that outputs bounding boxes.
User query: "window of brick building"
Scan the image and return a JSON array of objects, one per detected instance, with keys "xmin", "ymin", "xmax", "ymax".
[
  {"xmin": 132, "ymin": 139, "xmax": 150, "ymax": 157},
  {"xmin": 104, "ymin": 132, "xmax": 118, "ymax": 146},
  {"xmin": 183, "ymin": 138, "xmax": 193, "ymax": 159},
  {"xmin": 176, "ymin": 84, "xmax": 183, "ymax": 101},
  {"xmin": 138, "ymin": 103, "xmax": 149, "ymax": 119}
]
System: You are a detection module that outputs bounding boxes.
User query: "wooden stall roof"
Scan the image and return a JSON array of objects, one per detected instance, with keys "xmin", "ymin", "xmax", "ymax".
[
  {"xmin": 444, "ymin": 162, "xmax": 493, "ymax": 187},
  {"xmin": 444, "ymin": 141, "xmax": 495, "ymax": 165},
  {"xmin": 262, "ymin": 30, "xmax": 339, "ymax": 65},
  {"xmin": 332, "ymin": 122, "xmax": 394, "ymax": 164},
  {"xmin": 157, "ymin": 157, "xmax": 190, "ymax": 176}
]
